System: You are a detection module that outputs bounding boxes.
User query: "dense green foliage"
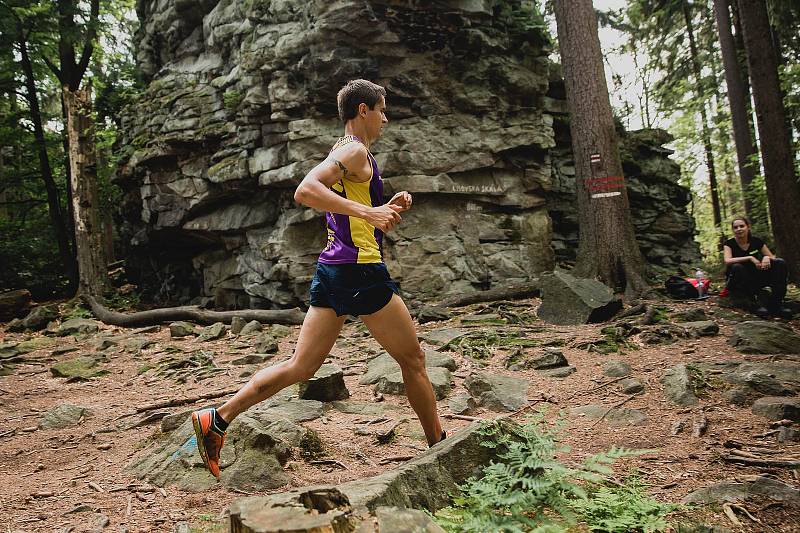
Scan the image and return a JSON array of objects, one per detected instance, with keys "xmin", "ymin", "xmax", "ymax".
[
  {"xmin": 604, "ymin": 0, "xmax": 799, "ymax": 262},
  {"xmin": 434, "ymin": 414, "xmax": 676, "ymax": 532},
  {"xmin": 0, "ymin": 0, "xmax": 137, "ymax": 298}
]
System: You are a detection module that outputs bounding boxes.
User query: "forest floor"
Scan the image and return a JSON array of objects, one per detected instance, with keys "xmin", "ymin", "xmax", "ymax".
[{"xmin": 1, "ymin": 292, "xmax": 799, "ymax": 533}]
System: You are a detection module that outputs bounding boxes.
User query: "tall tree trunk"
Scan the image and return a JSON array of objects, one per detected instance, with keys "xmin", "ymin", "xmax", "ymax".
[
  {"xmin": 683, "ymin": 1, "xmax": 724, "ymax": 250},
  {"xmin": 64, "ymin": 84, "xmax": 107, "ymax": 296},
  {"xmin": 737, "ymin": 0, "xmax": 800, "ymax": 283},
  {"xmin": 18, "ymin": 32, "xmax": 78, "ymax": 291},
  {"xmin": 553, "ymin": 0, "xmax": 647, "ymax": 296},
  {"xmin": 714, "ymin": 0, "xmax": 769, "ymax": 228}
]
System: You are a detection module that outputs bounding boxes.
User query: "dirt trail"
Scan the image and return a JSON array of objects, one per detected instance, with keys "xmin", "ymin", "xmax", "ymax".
[{"xmin": 1, "ymin": 296, "xmax": 798, "ymax": 532}]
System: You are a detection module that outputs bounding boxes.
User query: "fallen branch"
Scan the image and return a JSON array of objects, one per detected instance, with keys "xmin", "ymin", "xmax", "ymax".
[
  {"xmin": 566, "ymin": 376, "xmax": 629, "ymax": 400},
  {"xmin": 437, "ymin": 281, "xmax": 541, "ymax": 309},
  {"xmin": 309, "ymin": 459, "xmax": 349, "ymax": 470},
  {"xmin": 84, "ymin": 295, "xmax": 305, "ymax": 328},
  {"xmin": 443, "ymin": 413, "xmax": 483, "ymax": 422},
  {"xmin": 378, "ymin": 455, "xmax": 414, "ymax": 465},
  {"xmin": 721, "ymin": 455, "xmax": 800, "ymax": 468},
  {"xmin": 589, "ymin": 393, "xmax": 640, "ymax": 429},
  {"xmin": 113, "ymin": 388, "xmax": 240, "ymax": 418}
]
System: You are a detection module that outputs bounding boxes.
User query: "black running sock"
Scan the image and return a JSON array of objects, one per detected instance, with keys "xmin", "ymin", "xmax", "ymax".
[
  {"xmin": 429, "ymin": 430, "xmax": 447, "ymax": 448},
  {"xmin": 213, "ymin": 409, "xmax": 229, "ymax": 432}
]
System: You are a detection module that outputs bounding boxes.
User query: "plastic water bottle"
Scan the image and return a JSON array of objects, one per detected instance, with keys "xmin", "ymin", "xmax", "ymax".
[{"xmin": 695, "ymin": 269, "xmax": 706, "ymax": 299}]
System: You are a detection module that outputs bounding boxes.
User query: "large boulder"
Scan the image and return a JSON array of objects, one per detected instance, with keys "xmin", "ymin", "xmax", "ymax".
[
  {"xmin": 228, "ymin": 419, "xmax": 522, "ymax": 526},
  {"xmin": 8, "ymin": 305, "xmax": 59, "ymax": 332},
  {"xmin": 728, "ymin": 321, "xmax": 800, "ymax": 354},
  {"xmin": 751, "ymin": 397, "xmax": 800, "ymax": 422},
  {"xmin": 127, "ymin": 402, "xmax": 323, "ymax": 492},
  {"xmin": 374, "ymin": 366, "xmax": 452, "ymax": 401},
  {"xmin": 536, "ymin": 270, "xmax": 622, "ymax": 325}
]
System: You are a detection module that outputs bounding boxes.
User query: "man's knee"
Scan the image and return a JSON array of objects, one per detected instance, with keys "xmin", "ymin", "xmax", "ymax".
[
  {"xmin": 285, "ymin": 357, "xmax": 320, "ymax": 381},
  {"xmin": 729, "ymin": 263, "xmax": 746, "ymax": 275},
  {"xmin": 397, "ymin": 346, "xmax": 426, "ymax": 373}
]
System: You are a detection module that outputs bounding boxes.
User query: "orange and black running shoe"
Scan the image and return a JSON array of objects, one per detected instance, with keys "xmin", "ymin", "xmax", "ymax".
[{"xmin": 191, "ymin": 408, "xmax": 226, "ymax": 478}]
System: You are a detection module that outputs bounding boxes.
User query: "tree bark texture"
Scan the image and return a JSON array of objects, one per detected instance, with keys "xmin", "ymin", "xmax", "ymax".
[
  {"xmin": 84, "ymin": 295, "xmax": 306, "ymax": 327},
  {"xmin": 553, "ymin": 0, "xmax": 646, "ymax": 295},
  {"xmin": 18, "ymin": 31, "xmax": 78, "ymax": 290},
  {"xmin": 737, "ymin": 0, "xmax": 800, "ymax": 283},
  {"xmin": 682, "ymin": 1, "xmax": 723, "ymax": 249},
  {"xmin": 713, "ymin": 0, "xmax": 767, "ymax": 227},
  {"xmin": 64, "ymin": 85, "xmax": 108, "ymax": 296}
]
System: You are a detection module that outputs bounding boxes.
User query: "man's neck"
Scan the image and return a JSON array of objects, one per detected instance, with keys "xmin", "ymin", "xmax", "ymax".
[{"xmin": 344, "ymin": 123, "xmax": 371, "ymax": 149}]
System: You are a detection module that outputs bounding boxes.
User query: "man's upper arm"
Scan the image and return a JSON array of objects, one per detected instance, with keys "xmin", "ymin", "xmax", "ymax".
[{"xmin": 309, "ymin": 144, "xmax": 370, "ymax": 188}]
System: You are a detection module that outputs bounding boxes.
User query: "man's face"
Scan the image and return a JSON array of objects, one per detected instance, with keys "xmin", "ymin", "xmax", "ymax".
[{"xmin": 367, "ymin": 97, "xmax": 388, "ymax": 139}]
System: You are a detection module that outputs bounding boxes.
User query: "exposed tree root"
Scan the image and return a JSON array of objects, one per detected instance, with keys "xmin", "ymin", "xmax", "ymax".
[
  {"xmin": 438, "ymin": 281, "xmax": 541, "ymax": 308},
  {"xmin": 84, "ymin": 295, "xmax": 306, "ymax": 328}
]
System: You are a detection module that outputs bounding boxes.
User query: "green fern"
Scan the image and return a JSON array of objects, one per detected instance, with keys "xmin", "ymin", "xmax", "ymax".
[{"xmin": 433, "ymin": 411, "xmax": 675, "ymax": 532}]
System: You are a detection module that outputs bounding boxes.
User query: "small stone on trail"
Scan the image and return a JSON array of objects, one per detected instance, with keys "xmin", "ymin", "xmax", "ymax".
[
  {"xmin": 619, "ymin": 377, "xmax": 645, "ymax": 394},
  {"xmin": 375, "ymin": 367, "xmax": 451, "ymax": 401},
  {"xmin": 603, "ymin": 360, "xmax": 631, "ymax": 378},
  {"xmin": 254, "ymin": 333, "xmax": 278, "ymax": 353},
  {"xmin": 231, "ymin": 354, "xmax": 273, "ymax": 366},
  {"xmin": 239, "ymin": 320, "xmax": 262, "ymax": 336},
  {"xmin": 464, "ymin": 371, "xmax": 528, "ymax": 412},
  {"xmin": 230, "ymin": 317, "xmax": 247, "ymax": 335},
  {"xmin": 197, "ymin": 322, "xmax": 227, "ymax": 342},
  {"xmin": 571, "ymin": 405, "xmax": 648, "ymax": 425},
  {"xmin": 416, "ymin": 306, "xmax": 452, "ymax": 324},
  {"xmin": 728, "ymin": 321, "xmax": 800, "ymax": 354},
  {"xmin": 57, "ymin": 318, "xmax": 101, "ymax": 336},
  {"xmin": 538, "ymin": 366, "xmax": 576, "ymax": 378},
  {"xmin": 662, "ymin": 364, "xmax": 699, "ymax": 406},
  {"xmin": 298, "ymin": 363, "xmax": 349, "ymax": 402},
  {"xmin": 169, "ymin": 322, "xmax": 196, "ymax": 338},
  {"xmin": 39, "ymin": 404, "xmax": 92, "ymax": 429},
  {"xmin": 448, "ymin": 393, "xmax": 477, "ymax": 415},
  {"xmin": 751, "ymin": 396, "xmax": 800, "ymax": 422}
]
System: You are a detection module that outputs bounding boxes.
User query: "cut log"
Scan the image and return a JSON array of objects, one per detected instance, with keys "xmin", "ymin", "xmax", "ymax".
[
  {"xmin": 84, "ymin": 295, "xmax": 305, "ymax": 327},
  {"xmin": 438, "ymin": 281, "xmax": 541, "ymax": 308}
]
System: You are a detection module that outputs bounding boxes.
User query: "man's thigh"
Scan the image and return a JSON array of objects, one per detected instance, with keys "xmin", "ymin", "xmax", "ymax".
[
  {"xmin": 292, "ymin": 306, "xmax": 347, "ymax": 367},
  {"xmin": 358, "ymin": 294, "xmax": 421, "ymax": 365}
]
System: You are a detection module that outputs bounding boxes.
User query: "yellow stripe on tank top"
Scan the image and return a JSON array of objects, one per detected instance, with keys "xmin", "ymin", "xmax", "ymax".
[{"xmin": 342, "ymin": 178, "xmax": 381, "ymax": 264}]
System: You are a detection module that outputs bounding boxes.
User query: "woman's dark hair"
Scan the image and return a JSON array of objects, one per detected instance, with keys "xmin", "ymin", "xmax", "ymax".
[{"xmin": 337, "ymin": 79, "xmax": 386, "ymax": 123}]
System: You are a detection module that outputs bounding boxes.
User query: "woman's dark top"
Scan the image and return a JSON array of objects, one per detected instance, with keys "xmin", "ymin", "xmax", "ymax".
[{"xmin": 724, "ymin": 236, "xmax": 765, "ymax": 261}]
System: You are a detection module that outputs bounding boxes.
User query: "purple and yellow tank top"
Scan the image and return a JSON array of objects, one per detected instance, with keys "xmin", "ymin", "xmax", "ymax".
[{"xmin": 318, "ymin": 135, "xmax": 385, "ymax": 264}]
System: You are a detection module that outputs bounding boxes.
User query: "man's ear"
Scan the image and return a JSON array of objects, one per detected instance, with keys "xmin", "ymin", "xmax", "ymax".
[{"xmin": 358, "ymin": 102, "xmax": 368, "ymax": 117}]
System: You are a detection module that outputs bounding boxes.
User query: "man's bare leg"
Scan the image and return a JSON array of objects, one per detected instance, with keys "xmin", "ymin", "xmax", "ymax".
[
  {"xmin": 360, "ymin": 294, "xmax": 443, "ymax": 446},
  {"xmin": 217, "ymin": 306, "xmax": 347, "ymax": 423}
]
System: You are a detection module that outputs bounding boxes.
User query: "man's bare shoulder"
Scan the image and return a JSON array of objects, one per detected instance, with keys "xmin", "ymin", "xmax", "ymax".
[{"xmin": 327, "ymin": 142, "xmax": 371, "ymax": 183}]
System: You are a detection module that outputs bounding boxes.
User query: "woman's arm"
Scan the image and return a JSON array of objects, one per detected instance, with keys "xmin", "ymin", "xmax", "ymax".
[
  {"xmin": 760, "ymin": 244, "xmax": 777, "ymax": 259},
  {"xmin": 723, "ymin": 245, "xmax": 759, "ymax": 266}
]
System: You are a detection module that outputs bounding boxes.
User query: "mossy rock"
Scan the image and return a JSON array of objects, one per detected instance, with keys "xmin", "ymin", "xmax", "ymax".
[{"xmin": 50, "ymin": 356, "xmax": 108, "ymax": 380}]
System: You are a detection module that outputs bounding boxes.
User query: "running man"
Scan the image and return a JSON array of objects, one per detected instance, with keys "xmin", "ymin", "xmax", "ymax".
[{"xmin": 192, "ymin": 79, "xmax": 446, "ymax": 478}]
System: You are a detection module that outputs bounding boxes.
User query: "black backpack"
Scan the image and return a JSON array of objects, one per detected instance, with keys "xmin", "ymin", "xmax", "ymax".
[{"xmin": 665, "ymin": 275, "xmax": 699, "ymax": 299}]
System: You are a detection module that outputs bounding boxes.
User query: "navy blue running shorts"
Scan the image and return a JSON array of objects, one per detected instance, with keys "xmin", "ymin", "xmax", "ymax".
[{"xmin": 309, "ymin": 263, "xmax": 400, "ymax": 317}]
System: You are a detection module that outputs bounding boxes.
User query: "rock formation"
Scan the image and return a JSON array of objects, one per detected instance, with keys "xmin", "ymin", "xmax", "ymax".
[{"xmin": 117, "ymin": 0, "xmax": 699, "ymax": 308}]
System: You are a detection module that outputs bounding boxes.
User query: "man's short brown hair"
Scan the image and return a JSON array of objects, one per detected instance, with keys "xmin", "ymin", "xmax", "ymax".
[{"xmin": 337, "ymin": 79, "xmax": 386, "ymax": 123}]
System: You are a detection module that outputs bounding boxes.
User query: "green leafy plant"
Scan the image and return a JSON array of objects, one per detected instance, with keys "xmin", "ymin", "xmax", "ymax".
[
  {"xmin": 434, "ymin": 412, "xmax": 674, "ymax": 532},
  {"xmin": 570, "ymin": 474, "xmax": 677, "ymax": 532}
]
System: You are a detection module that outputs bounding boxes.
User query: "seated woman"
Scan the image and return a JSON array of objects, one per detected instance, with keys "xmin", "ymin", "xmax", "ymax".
[{"xmin": 723, "ymin": 216, "xmax": 791, "ymax": 318}]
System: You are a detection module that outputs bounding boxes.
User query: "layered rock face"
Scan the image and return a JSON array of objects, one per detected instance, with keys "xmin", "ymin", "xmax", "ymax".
[
  {"xmin": 118, "ymin": 0, "xmax": 698, "ymax": 308},
  {"xmin": 118, "ymin": 0, "xmax": 556, "ymax": 308}
]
